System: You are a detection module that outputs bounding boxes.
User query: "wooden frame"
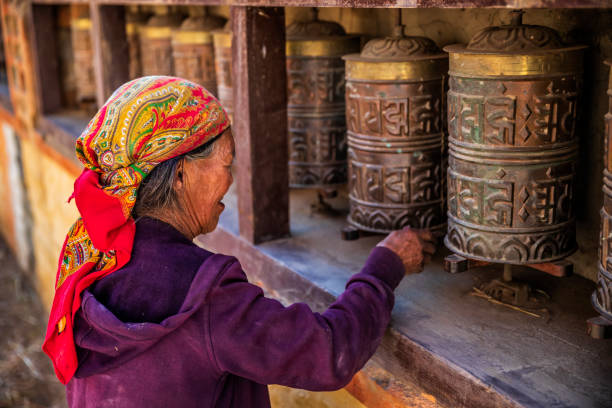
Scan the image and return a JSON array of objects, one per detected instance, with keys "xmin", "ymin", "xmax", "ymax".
[
  {"xmin": 6, "ymin": 1, "xmax": 612, "ymax": 406},
  {"xmin": 29, "ymin": 0, "xmax": 610, "ymax": 9}
]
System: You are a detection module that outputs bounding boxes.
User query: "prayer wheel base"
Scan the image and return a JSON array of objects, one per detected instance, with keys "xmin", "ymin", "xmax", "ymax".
[
  {"xmin": 481, "ymin": 277, "xmax": 531, "ymax": 306},
  {"xmin": 340, "ymin": 225, "xmax": 368, "ymax": 241},
  {"xmin": 309, "ymin": 191, "xmax": 343, "ymax": 217},
  {"xmin": 587, "ymin": 316, "xmax": 612, "ymax": 339},
  {"xmin": 455, "ymin": 262, "xmax": 554, "ymax": 309},
  {"xmin": 444, "ymin": 254, "xmax": 573, "ymax": 278}
]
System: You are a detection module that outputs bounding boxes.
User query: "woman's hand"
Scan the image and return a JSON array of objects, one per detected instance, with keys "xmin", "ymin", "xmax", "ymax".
[{"xmin": 377, "ymin": 227, "xmax": 437, "ymax": 275}]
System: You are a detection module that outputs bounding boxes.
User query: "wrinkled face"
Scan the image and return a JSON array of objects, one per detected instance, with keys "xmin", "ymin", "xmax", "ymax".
[{"xmin": 178, "ymin": 129, "xmax": 235, "ymax": 236}]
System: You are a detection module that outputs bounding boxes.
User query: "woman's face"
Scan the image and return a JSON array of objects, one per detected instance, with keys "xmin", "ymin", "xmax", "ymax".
[{"xmin": 179, "ymin": 129, "xmax": 235, "ymax": 237}]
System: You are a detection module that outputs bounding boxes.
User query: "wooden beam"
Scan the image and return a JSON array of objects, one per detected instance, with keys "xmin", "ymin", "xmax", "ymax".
[
  {"xmin": 32, "ymin": 0, "xmax": 609, "ymax": 9},
  {"xmin": 90, "ymin": 4, "xmax": 128, "ymax": 107},
  {"xmin": 231, "ymin": 6, "xmax": 289, "ymax": 244}
]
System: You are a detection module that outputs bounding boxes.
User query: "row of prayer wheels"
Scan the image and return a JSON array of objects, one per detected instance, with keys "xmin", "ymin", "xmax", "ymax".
[
  {"xmin": 127, "ymin": 8, "xmax": 590, "ymax": 270},
  {"xmin": 54, "ymin": 5, "xmax": 233, "ymax": 115},
  {"xmin": 127, "ymin": 6, "xmax": 233, "ymax": 116},
  {"xmin": 290, "ymin": 10, "xmax": 612, "ymax": 334},
  {"xmin": 293, "ymin": 11, "xmax": 587, "ymax": 270}
]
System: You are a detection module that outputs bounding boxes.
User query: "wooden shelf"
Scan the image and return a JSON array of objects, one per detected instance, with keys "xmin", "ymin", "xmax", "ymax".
[
  {"xmin": 30, "ymin": 0, "xmax": 610, "ymax": 9},
  {"xmin": 197, "ymin": 187, "xmax": 612, "ymax": 408}
]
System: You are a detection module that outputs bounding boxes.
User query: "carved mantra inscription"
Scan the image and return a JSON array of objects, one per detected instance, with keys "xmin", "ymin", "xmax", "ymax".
[
  {"xmin": 173, "ymin": 43, "xmax": 217, "ymax": 95},
  {"xmin": 448, "ymin": 79, "xmax": 577, "ymax": 147},
  {"xmin": 288, "ymin": 114, "xmax": 346, "ymax": 186},
  {"xmin": 445, "ymin": 76, "xmax": 579, "ymax": 264},
  {"xmin": 595, "ymin": 68, "xmax": 612, "ymax": 320},
  {"xmin": 213, "ymin": 41, "xmax": 232, "ymax": 116},
  {"xmin": 287, "ymin": 57, "xmax": 347, "ymax": 187},
  {"xmin": 448, "ymin": 168, "xmax": 573, "ymax": 228},
  {"xmin": 597, "ymin": 206, "xmax": 612, "ymax": 319},
  {"xmin": 346, "ymin": 78, "xmax": 446, "ymax": 234}
]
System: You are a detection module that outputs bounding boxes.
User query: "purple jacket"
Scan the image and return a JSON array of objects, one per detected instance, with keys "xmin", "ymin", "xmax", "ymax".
[{"xmin": 66, "ymin": 217, "xmax": 404, "ymax": 407}]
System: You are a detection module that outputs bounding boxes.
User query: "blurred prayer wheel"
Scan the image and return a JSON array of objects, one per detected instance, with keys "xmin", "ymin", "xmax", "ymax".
[
  {"xmin": 172, "ymin": 9, "xmax": 225, "ymax": 94},
  {"xmin": 286, "ymin": 13, "xmax": 360, "ymax": 188},
  {"xmin": 444, "ymin": 11, "xmax": 585, "ymax": 264},
  {"xmin": 140, "ymin": 6, "xmax": 183, "ymax": 76},
  {"xmin": 126, "ymin": 6, "xmax": 149, "ymax": 79},
  {"xmin": 594, "ymin": 60, "xmax": 612, "ymax": 324},
  {"xmin": 343, "ymin": 25, "xmax": 447, "ymax": 235},
  {"xmin": 213, "ymin": 21, "xmax": 233, "ymax": 119},
  {"xmin": 71, "ymin": 5, "xmax": 95, "ymax": 109}
]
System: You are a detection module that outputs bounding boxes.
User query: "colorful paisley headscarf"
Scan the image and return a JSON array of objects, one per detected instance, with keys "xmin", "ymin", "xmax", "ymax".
[{"xmin": 43, "ymin": 76, "xmax": 230, "ymax": 384}]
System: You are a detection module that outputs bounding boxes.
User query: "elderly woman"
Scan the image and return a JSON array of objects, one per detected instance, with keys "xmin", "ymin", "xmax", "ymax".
[{"xmin": 43, "ymin": 77, "xmax": 435, "ymax": 408}]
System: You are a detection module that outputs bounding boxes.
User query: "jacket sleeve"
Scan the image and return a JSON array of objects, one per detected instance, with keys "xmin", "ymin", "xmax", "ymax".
[{"xmin": 206, "ymin": 246, "xmax": 404, "ymax": 391}]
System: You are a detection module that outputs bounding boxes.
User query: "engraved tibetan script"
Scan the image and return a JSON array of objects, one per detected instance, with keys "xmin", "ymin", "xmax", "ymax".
[{"xmin": 347, "ymin": 93, "xmax": 441, "ymax": 138}]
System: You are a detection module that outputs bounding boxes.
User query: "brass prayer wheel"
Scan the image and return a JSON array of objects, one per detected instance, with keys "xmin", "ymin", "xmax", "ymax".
[
  {"xmin": 286, "ymin": 14, "xmax": 360, "ymax": 188},
  {"xmin": 213, "ymin": 22, "xmax": 232, "ymax": 119},
  {"xmin": 343, "ymin": 26, "xmax": 447, "ymax": 235},
  {"xmin": 126, "ymin": 6, "xmax": 149, "ymax": 79},
  {"xmin": 140, "ymin": 6, "xmax": 183, "ymax": 76},
  {"xmin": 71, "ymin": 5, "xmax": 95, "ymax": 110},
  {"xmin": 172, "ymin": 9, "xmax": 225, "ymax": 95},
  {"xmin": 444, "ymin": 11, "xmax": 585, "ymax": 264},
  {"xmin": 594, "ymin": 60, "xmax": 612, "ymax": 322}
]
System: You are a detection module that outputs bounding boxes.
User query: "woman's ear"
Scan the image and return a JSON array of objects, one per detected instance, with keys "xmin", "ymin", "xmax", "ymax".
[{"xmin": 174, "ymin": 158, "xmax": 185, "ymax": 190}]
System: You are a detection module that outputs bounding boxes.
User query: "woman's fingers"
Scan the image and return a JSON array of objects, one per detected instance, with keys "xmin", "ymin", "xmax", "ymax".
[{"xmin": 421, "ymin": 236, "xmax": 437, "ymax": 247}]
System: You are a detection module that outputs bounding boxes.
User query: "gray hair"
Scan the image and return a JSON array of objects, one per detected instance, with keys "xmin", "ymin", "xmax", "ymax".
[{"xmin": 132, "ymin": 135, "xmax": 220, "ymax": 218}]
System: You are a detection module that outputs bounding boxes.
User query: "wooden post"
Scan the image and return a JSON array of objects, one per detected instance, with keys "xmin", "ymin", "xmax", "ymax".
[
  {"xmin": 30, "ymin": 4, "xmax": 62, "ymax": 115},
  {"xmin": 90, "ymin": 4, "xmax": 129, "ymax": 107},
  {"xmin": 231, "ymin": 6, "xmax": 289, "ymax": 244}
]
